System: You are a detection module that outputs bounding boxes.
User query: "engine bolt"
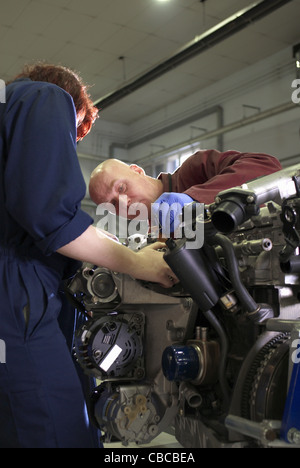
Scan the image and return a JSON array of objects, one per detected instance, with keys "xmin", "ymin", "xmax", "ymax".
[{"xmin": 287, "ymin": 428, "xmax": 300, "ymax": 445}]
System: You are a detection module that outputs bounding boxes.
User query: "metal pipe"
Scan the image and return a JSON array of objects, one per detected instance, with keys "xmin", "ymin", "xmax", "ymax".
[
  {"xmin": 225, "ymin": 415, "xmax": 281, "ymax": 443},
  {"xmin": 108, "ymin": 142, "xmax": 128, "ymax": 159},
  {"xmin": 77, "ymin": 152, "xmax": 105, "ymax": 162},
  {"xmin": 136, "ymin": 101, "xmax": 295, "ymax": 165},
  {"xmin": 127, "ymin": 106, "xmax": 224, "ymax": 151},
  {"xmin": 94, "ymin": 0, "xmax": 292, "ymax": 111}
]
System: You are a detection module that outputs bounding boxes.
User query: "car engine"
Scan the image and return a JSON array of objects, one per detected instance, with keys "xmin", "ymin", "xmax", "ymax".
[{"xmin": 66, "ymin": 164, "xmax": 300, "ymax": 448}]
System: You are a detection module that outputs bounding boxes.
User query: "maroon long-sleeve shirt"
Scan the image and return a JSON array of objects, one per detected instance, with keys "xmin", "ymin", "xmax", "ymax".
[{"xmin": 158, "ymin": 149, "xmax": 282, "ymax": 204}]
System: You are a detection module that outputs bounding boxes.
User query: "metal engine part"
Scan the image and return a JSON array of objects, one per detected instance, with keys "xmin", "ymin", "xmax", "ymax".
[
  {"xmin": 74, "ymin": 312, "xmax": 144, "ymax": 379},
  {"xmin": 66, "ymin": 164, "xmax": 300, "ymax": 448},
  {"xmin": 91, "ymin": 384, "xmax": 175, "ymax": 445},
  {"xmin": 68, "ymin": 265, "xmax": 198, "ymax": 445}
]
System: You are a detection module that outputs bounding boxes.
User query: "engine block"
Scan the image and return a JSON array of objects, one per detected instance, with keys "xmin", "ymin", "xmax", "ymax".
[{"xmin": 67, "ymin": 164, "xmax": 300, "ymax": 448}]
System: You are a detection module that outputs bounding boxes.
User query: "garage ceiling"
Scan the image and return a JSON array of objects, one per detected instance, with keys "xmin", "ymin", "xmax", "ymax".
[{"xmin": 1, "ymin": 0, "xmax": 300, "ymax": 124}]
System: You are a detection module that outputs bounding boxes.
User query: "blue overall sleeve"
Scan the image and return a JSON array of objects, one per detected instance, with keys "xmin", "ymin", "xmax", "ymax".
[
  {"xmin": 0, "ymin": 81, "xmax": 99, "ymax": 448},
  {"xmin": 3, "ymin": 82, "xmax": 93, "ymax": 256}
]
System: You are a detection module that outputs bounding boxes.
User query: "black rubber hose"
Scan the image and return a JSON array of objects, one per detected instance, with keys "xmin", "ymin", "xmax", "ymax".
[
  {"xmin": 203, "ymin": 309, "xmax": 230, "ymax": 411},
  {"xmin": 213, "ymin": 233, "xmax": 258, "ymax": 313}
]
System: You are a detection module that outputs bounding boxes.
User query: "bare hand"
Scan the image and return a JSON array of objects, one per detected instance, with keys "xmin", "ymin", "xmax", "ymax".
[{"xmin": 135, "ymin": 242, "xmax": 179, "ymax": 288}]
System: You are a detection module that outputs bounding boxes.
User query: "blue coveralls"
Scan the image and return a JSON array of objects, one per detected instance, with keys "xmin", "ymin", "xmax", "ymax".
[{"xmin": 0, "ymin": 79, "xmax": 97, "ymax": 448}]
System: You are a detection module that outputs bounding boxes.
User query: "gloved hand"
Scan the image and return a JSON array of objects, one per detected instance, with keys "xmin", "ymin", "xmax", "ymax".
[{"xmin": 152, "ymin": 192, "xmax": 194, "ymax": 235}]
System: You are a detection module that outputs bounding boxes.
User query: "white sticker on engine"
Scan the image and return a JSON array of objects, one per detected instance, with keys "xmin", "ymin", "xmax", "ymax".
[{"xmin": 100, "ymin": 344, "xmax": 122, "ymax": 372}]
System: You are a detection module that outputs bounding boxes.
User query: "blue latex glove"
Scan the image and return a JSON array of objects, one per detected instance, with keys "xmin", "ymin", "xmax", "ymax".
[{"xmin": 152, "ymin": 192, "xmax": 194, "ymax": 235}]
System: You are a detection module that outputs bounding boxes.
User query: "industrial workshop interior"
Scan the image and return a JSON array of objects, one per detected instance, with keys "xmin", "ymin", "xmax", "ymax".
[{"xmin": 1, "ymin": 0, "xmax": 300, "ymax": 452}]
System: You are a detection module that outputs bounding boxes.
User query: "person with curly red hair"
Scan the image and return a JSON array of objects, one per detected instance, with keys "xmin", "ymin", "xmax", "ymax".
[
  {"xmin": 0, "ymin": 63, "xmax": 177, "ymax": 448},
  {"xmin": 8, "ymin": 62, "xmax": 99, "ymax": 141}
]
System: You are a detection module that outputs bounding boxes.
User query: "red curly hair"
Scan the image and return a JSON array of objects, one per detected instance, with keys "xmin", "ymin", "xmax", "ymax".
[{"xmin": 9, "ymin": 63, "xmax": 99, "ymax": 141}]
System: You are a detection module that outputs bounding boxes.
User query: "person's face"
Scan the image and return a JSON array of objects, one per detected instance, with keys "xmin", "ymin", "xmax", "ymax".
[{"xmin": 92, "ymin": 163, "xmax": 156, "ymax": 220}]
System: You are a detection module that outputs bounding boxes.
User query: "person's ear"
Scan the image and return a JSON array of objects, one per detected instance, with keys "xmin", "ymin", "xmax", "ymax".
[{"xmin": 129, "ymin": 164, "xmax": 145, "ymax": 175}]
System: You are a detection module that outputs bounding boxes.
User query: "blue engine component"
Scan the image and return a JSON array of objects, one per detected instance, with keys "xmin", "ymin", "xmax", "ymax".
[{"xmin": 162, "ymin": 345, "xmax": 200, "ymax": 382}]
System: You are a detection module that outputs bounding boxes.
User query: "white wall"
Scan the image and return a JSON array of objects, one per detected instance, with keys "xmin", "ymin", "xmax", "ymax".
[
  {"xmin": 126, "ymin": 45, "xmax": 299, "ymax": 164},
  {"xmin": 78, "ymin": 44, "xmax": 300, "ymax": 216}
]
